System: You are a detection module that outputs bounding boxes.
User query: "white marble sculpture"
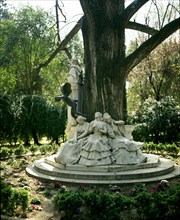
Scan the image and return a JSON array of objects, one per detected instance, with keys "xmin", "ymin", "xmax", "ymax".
[
  {"xmin": 55, "ymin": 115, "xmax": 89, "ymax": 164},
  {"xmin": 66, "ymin": 59, "xmax": 84, "ymax": 139},
  {"xmin": 55, "ymin": 112, "xmax": 147, "ymax": 166},
  {"xmin": 67, "ymin": 59, "xmax": 82, "ymax": 101},
  {"xmin": 78, "ymin": 112, "xmax": 115, "ymax": 166},
  {"xmin": 103, "ymin": 113, "xmax": 146, "ymax": 164}
]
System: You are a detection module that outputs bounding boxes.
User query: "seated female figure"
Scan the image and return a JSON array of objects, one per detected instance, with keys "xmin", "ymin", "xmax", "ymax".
[
  {"xmin": 54, "ymin": 116, "xmax": 89, "ymax": 165},
  {"xmin": 103, "ymin": 113, "xmax": 147, "ymax": 165},
  {"xmin": 79, "ymin": 112, "xmax": 115, "ymax": 166}
]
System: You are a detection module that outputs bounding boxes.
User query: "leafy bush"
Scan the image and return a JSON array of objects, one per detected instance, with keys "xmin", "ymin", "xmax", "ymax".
[
  {"xmin": 30, "ymin": 197, "xmax": 41, "ymax": 205},
  {"xmin": 0, "ymin": 95, "xmax": 67, "ymax": 145},
  {"xmin": 29, "ymin": 144, "xmax": 38, "ymax": 154},
  {"xmin": 134, "ymin": 183, "xmax": 180, "ymax": 219},
  {"xmin": 0, "ymin": 95, "xmax": 15, "ymax": 144},
  {"xmin": 39, "ymin": 145, "xmax": 48, "ymax": 154},
  {"xmin": 17, "ymin": 189, "xmax": 30, "ymax": 217},
  {"xmin": 53, "ymin": 190, "xmax": 83, "ymax": 219},
  {"xmin": 83, "ymin": 189, "xmax": 116, "ymax": 220},
  {"xmin": 1, "ymin": 181, "xmax": 15, "ymax": 215},
  {"xmin": 14, "ymin": 144, "xmax": 25, "ymax": 156},
  {"xmin": 46, "ymin": 103, "xmax": 67, "ymax": 143},
  {"xmin": 0, "ymin": 180, "xmax": 29, "ymax": 216},
  {"xmin": 0, "ymin": 147, "xmax": 13, "ymax": 159},
  {"xmin": 132, "ymin": 96, "xmax": 180, "ymax": 144},
  {"xmin": 52, "ymin": 182, "xmax": 180, "ymax": 220},
  {"xmin": 142, "ymin": 142, "xmax": 179, "ymax": 157}
]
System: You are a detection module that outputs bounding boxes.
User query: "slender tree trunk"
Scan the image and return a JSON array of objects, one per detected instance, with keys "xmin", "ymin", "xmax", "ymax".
[{"xmin": 32, "ymin": 67, "xmax": 43, "ymax": 94}]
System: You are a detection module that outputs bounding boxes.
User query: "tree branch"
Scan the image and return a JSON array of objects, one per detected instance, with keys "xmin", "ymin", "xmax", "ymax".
[
  {"xmin": 120, "ymin": 0, "xmax": 149, "ymax": 26},
  {"xmin": 38, "ymin": 17, "xmax": 83, "ymax": 69},
  {"xmin": 124, "ymin": 17, "xmax": 180, "ymax": 73},
  {"xmin": 126, "ymin": 21, "xmax": 158, "ymax": 35}
]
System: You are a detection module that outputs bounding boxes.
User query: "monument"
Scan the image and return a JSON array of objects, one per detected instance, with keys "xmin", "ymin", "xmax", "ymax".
[
  {"xmin": 54, "ymin": 112, "xmax": 147, "ymax": 166},
  {"xmin": 26, "ymin": 60, "xmax": 180, "ymax": 184}
]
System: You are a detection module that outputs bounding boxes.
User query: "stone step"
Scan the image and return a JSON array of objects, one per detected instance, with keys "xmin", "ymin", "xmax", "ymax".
[
  {"xmin": 45, "ymin": 154, "xmax": 160, "ymax": 172},
  {"xmin": 26, "ymin": 154, "xmax": 180, "ymax": 185},
  {"xmin": 26, "ymin": 163, "xmax": 180, "ymax": 185},
  {"xmin": 31, "ymin": 155, "xmax": 175, "ymax": 181}
]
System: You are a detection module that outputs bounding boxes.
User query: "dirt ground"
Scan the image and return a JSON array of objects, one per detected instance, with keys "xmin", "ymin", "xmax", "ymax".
[{"xmin": 1, "ymin": 153, "xmax": 180, "ymax": 220}]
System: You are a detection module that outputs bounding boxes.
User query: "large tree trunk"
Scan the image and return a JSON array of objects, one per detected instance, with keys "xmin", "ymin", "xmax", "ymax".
[
  {"xmin": 81, "ymin": 0, "xmax": 127, "ymax": 121},
  {"xmin": 37, "ymin": 1, "xmax": 179, "ymax": 122}
]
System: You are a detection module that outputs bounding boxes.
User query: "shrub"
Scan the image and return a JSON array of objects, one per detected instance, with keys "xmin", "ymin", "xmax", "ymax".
[
  {"xmin": 52, "ymin": 182, "xmax": 180, "ymax": 220},
  {"xmin": 0, "ymin": 147, "xmax": 13, "ymax": 159},
  {"xmin": 52, "ymin": 190, "xmax": 83, "ymax": 220},
  {"xmin": 30, "ymin": 197, "xmax": 41, "ymax": 205},
  {"xmin": 142, "ymin": 142, "xmax": 179, "ymax": 157},
  {"xmin": 14, "ymin": 144, "xmax": 25, "ymax": 156},
  {"xmin": 0, "ymin": 95, "xmax": 15, "ymax": 144},
  {"xmin": 1, "ymin": 181, "xmax": 15, "ymax": 215},
  {"xmin": 132, "ymin": 96, "xmax": 180, "ymax": 144},
  {"xmin": 134, "ymin": 183, "xmax": 180, "ymax": 220},
  {"xmin": 166, "ymin": 144, "xmax": 179, "ymax": 156},
  {"xmin": 39, "ymin": 145, "xmax": 48, "ymax": 154},
  {"xmin": 83, "ymin": 189, "xmax": 117, "ymax": 220},
  {"xmin": 18, "ymin": 189, "xmax": 30, "ymax": 216},
  {"xmin": 0, "ymin": 180, "xmax": 29, "ymax": 216},
  {"xmin": 29, "ymin": 144, "xmax": 38, "ymax": 154}
]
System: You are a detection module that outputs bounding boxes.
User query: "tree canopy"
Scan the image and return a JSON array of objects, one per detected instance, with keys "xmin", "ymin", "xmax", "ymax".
[{"xmin": 0, "ymin": 4, "xmax": 83, "ymax": 97}]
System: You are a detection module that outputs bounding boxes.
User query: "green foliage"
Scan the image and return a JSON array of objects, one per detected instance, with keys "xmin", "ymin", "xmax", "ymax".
[
  {"xmin": 51, "ymin": 143, "xmax": 59, "ymax": 152},
  {"xmin": 0, "ymin": 5, "xmax": 83, "ymax": 98},
  {"xmin": 29, "ymin": 95, "xmax": 48, "ymax": 140},
  {"xmin": 52, "ymin": 182, "xmax": 180, "ymax": 220},
  {"xmin": 14, "ymin": 144, "xmax": 25, "ymax": 156},
  {"xmin": 134, "ymin": 191, "xmax": 155, "ymax": 219},
  {"xmin": 113, "ymin": 193, "xmax": 132, "ymax": 216},
  {"xmin": 46, "ymin": 103, "xmax": 67, "ymax": 142},
  {"xmin": 29, "ymin": 144, "xmax": 39, "ymax": 154},
  {"xmin": 30, "ymin": 197, "xmax": 41, "ymax": 205},
  {"xmin": 39, "ymin": 145, "xmax": 48, "ymax": 154},
  {"xmin": 0, "ymin": 6, "xmax": 57, "ymax": 95},
  {"xmin": 166, "ymin": 183, "xmax": 180, "ymax": 219},
  {"xmin": 17, "ymin": 95, "xmax": 48, "ymax": 143},
  {"xmin": 1, "ymin": 181, "xmax": 16, "ymax": 215},
  {"xmin": 0, "ymin": 94, "xmax": 67, "ymax": 144},
  {"xmin": 166, "ymin": 144, "xmax": 179, "ymax": 156},
  {"xmin": 134, "ymin": 183, "xmax": 180, "ymax": 219},
  {"xmin": 0, "ymin": 94, "xmax": 15, "ymax": 144},
  {"xmin": 54, "ymin": 188, "xmax": 132, "ymax": 220},
  {"xmin": 18, "ymin": 189, "xmax": 30, "ymax": 215},
  {"xmin": 0, "ymin": 147, "xmax": 13, "ymax": 158},
  {"xmin": 83, "ymin": 189, "xmax": 116, "ymax": 220},
  {"xmin": 52, "ymin": 190, "xmax": 83, "ymax": 220},
  {"xmin": 142, "ymin": 142, "xmax": 179, "ymax": 157},
  {"xmin": 0, "ymin": 180, "xmax": 29, "ymax": 216},
  {"xmin": 132, "ymin": 96, "xmax": 180, "ymax": 143},
  {"xmin": 0, "ymin": 0, "xmax": 9, "ymax": 19},
  {"xmin": 127, "ymin": 38, "xmax": 180, "ymax": 115}
]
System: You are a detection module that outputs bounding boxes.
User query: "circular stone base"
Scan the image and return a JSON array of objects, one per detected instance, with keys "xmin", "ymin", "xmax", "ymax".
[{"xmin": 26, "ymin": 154, "xmax": 180, "ymax": 185}]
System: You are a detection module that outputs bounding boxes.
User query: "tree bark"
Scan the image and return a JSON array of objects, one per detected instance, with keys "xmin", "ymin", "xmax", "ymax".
[
  {"xmin": 81, "ymin": 0, "xmax": 127, "ymax": 120},
  {"xmin": 80, "ymin": 0, "xmax": 179, "ymax": 121}
]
